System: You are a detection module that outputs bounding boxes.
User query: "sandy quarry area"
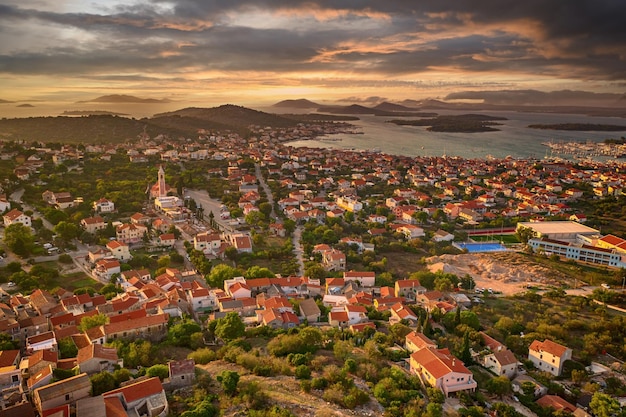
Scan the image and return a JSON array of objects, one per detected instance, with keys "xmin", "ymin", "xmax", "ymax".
[{"xmin": 425, "ymin": 252, "xmax": 569, "ymax": 295}]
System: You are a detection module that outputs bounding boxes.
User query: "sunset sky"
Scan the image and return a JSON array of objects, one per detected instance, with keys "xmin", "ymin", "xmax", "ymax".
[{"xmin": 1, "ymin": 0, "xmax": 625, "ymax": 106}]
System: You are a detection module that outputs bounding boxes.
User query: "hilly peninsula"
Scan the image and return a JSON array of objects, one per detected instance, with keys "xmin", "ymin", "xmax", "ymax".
[
  {"xmin": 0, "ymin": 104, "xmax": 353, "ymax": 143},
  {"xmin": 387, "ymin": 114, "xmax": 507, "ymax": 132}
]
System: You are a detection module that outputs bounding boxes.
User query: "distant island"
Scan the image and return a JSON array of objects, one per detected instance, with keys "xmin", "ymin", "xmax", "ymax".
[
  {"xmin": 61, "ymin": 110, "xmax": 129, "ymax": 116},
  {"xmin": 273, "ymin": 98, "xmax": 321, "ymax": 108},
  {"xmin": 528, "ymin": 123, "xmax": 626, "ymax": 131},
  {"xmin": 17, "ymin": 103, "xmax": 34, "ymax": 107},
  {"xmin": 0, "ymin": 99, "xmax": 15, "ymax": 104},
  {"xmin": 388, "ymin": 114, "xmax": 507, "ymax": 132},
  {"xmin": 77, "ymin": 94, "xmax": 171, "ymax": 104},
  {"xmin": 318, "ymin": 103, "xmax": 436, "ymax": 117}
]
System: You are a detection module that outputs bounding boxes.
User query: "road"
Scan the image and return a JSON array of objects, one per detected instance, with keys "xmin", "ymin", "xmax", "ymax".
[
  {"xmin": 255, "ymin": 163, "xmax": 277, "ymax": 221},
  {"xmin": 184, "ymin": 188, "xmax": 235, "ymax": 233},
  {"xmin": 292, "ymin": 225, "xmax": 305, "ymax": 276}
]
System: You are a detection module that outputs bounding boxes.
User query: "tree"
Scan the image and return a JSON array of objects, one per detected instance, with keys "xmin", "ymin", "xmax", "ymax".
[
  {"xmin": 589, "ymin": 392, "xmax": 621, "ymax": 417},
  {"xmin": 168, "ymin": 318, "xmax": 202, "ymax": 348},
  {"xmin": 0, "ymin": 333, "xmax": 19, "ymax": 350},
  {"xmin": 54, "ymin": 221, "xmax": 80, "ymax": 242},
  {"xmin": 458, "ymin": 331, "xmax": 473, "ymax": 365},
  {"xmin": 217, "ymin": 370, "xmax": 240, "ymax": 396},
  {"xmin": 146, "ymin": 364, "xmax": 170, "ymax": 381},
  {"xmin": 4, "ymin": 223, "xmax": 35, "ymax": 256},
  {"xmin": 425, "ymin": 402, "xmax": 443, "ymax": 417},
  {"xmin": 214, "ymin": 312, "xmax": 245, "ymax": 341},
  {"xmin": 78, "ymin": 313, "xmax": 109, "ymax": 332},
  {"xmin": 90, "ymin": 371, "xmax": 117, "ymax": 395},
  {"xmin": 58, "ymin": 337, "xmax": 78, "ymax": 359},
  {"xmin": 516, "ymin": 226, "xmax": 535, "ymax": 244},
  {"xmin": 206, "ymin": 264, "xmax": 240, "ymax": 288},
  {"xmin": 244, "ymin": 266, "xmax": 275, "ymax": 279},
  {"xmin": 486, "ymin": 376, "xmax": 512, "ymax": 398}
]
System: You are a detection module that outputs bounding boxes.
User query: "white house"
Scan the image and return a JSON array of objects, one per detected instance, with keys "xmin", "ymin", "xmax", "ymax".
[
  {"xmin": 93, "ymin": 198, "xmax": 115, "ymax": 213},
  {"xmin": 410, "ymin": 348, "xmax": 477, "ymax": 397},
  {"xmin": 3, "ymin": 209, "xmax": 31, "ymax": 227},
  {"xmin": 528, "ymin": 339, "xmax": 572, "ymax": 377}
]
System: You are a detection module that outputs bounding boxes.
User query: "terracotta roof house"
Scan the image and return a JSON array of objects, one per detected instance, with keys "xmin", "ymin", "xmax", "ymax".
[
  {"xmin": 405, "ymin": 331, "xmax": 437, "ymax": 353},
  {"xmin": 32, "ymin": 373, "xmax": 91, "ymax": 416},
  {"xmin": 536, "ymin": 395, "xmax": 577, "ymax": 413},
  {"xmin": 104, "ymin": 311, "xmax": 168, "ymax": 342},
  {"xmin": 167, "ymin": 359, "xmax": 195, "ymax": 389},
  {"xmin": 528, "ymin": 339, "xmax": 572, "ymax": 376},
  {"xmin": 77, "ymin": 344, "xmax": 120, "ymax": 374},
  {"xmin": 102, "ymin": 377, "xmax": 168, "ymax": 417},
  {"xmin": 299, "ymin": 298, "xmax": 321, "ymax": 323},
  {"xmin": 410, "ymin": 348, "xmax": 477, "ymax": 397},
  {"xmin": 3, "ymin": 209, "xmax": 31, "ymax": 227},
  {"xmin": 484, "ymin": 349, "xmax": 518, "ymax": 379}
]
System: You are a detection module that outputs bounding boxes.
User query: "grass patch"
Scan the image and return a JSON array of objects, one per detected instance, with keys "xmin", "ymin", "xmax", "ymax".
[
  {"xmin": 471, "ymin": 234, "xmax": 520, "ymax": 244},
  {"xmin": 58, "ymin": 272, "xmax": 102, "ymax": 291}
]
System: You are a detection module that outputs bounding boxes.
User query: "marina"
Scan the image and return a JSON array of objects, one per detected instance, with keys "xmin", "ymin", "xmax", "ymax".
[{"xmin": 542, "ymin": 140, "xmax": 626, "ymax": 159}]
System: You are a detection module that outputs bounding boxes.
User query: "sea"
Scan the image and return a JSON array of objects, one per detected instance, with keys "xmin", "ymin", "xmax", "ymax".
[
  {"xmin": 2, "ymin": 102, "xmax": 625, "ymax": 161},
  {"xmin": 281, "ymin": 110, "xmax": 626, "ymax": 161}
]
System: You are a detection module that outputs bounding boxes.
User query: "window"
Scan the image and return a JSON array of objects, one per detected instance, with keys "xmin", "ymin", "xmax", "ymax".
[
  {"xmin": 65, "ymin": 394, "xmax": 70, "ymax": 401},
  {"xmin": 12, "ymin": 375, "xmax": 19, "ymax": 383}
]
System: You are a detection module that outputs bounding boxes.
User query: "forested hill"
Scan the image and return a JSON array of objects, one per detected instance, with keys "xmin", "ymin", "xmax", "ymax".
[{"xmin": 0, "ymin": 104, "xmax": 344, "ymax": 144}]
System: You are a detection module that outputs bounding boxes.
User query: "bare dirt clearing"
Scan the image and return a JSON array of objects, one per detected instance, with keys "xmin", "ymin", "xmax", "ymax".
[
  {"xmin": 426, "ymin": 252, "xmax": 571, "ymax": 295},
  {"xmin": 197, "ymin": 360, "xmax": 384, "ymax": 417}
]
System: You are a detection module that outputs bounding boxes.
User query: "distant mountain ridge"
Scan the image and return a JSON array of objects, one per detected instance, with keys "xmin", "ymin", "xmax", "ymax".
[
  {"xmin": 78, "ymin": 94, "xmax": 171, "ymax": 104},
  {"xmin": 273, "ymin": 99, "xmax": 320, "ymax": 108}
]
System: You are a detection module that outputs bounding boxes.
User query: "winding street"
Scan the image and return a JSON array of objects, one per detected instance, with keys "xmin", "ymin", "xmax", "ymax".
[{"xmin": 254, "ymin": 163, "xmax": 277, "ymax": 221}]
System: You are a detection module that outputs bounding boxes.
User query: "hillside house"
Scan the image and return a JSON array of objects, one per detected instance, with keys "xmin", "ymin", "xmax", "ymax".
[
  {"xmin": 3, "ymin": 209, "xmax": 31, "ymax": 228},
  {"xmin": 80, "ymin": 216, "xmax": 106, "ymax": 234},
  {"xmin": 32, "ymin": 373, "xmax": 91, "ymax": 416},
  {"xmin": 102, "ymin": 377, "xmax": 168, "ymax": 417},
  {"xmin": 528, "ymin": 339, "xmax": 572, "ymax": 376},
  {"xmin": 410, "ymin": 348, "xmax": 477, "ymax": 397}
]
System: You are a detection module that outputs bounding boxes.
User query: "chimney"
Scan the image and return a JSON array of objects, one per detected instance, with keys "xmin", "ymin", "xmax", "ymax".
[{"xmin": 452, "ymin": 358, "xmax": 456, "ymax": 367}]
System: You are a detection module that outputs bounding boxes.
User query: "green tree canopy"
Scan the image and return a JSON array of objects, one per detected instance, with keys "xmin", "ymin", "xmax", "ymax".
[
  {"xmin": 589, "ymin": 392, "xmax": 621, "ymax": 417},
  {"xmin": 146, "ymin": 364, "xmax": 170, "ymax": 381},
  {"xmin": 214, "ymin": 312, "xmax": 245, "ymax": 341},
  {"xmin": 90, "ymin": 371, "xmax": 117, "ymax": 396},
  {"xmin": 54, "ymin": 221, "xmax": 80, "ymax": 241},
  {"xmin": 217, "ymin": 370, "xmax": 239, "ymax": 396},
  {"xmin": 4, "ymin": 223, "xmax": 35, "ymax": 256},
  {"xmin": 78, "ymin": 313, "xmax": 109, "ymax": 332},
  {"xmin": 206, "ymin": 264, "xmax": 240, "ymax": 289}
]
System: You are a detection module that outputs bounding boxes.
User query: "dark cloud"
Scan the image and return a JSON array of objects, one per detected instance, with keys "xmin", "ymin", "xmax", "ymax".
[{"xmin": 0, "ymin": 0, "xmax": 624, "ymax": 96}]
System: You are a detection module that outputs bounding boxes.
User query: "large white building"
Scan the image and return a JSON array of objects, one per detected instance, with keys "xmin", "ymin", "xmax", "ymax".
[
  {"xmin": 529, "ymin": 238, "xmax": 626, "ymax": 268},
  {"xmin": 516, "ymin": 221, "xmax": 600, "ymax": 243}
]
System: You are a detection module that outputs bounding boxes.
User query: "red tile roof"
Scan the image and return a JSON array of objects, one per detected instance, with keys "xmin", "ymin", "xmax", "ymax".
[{"xmin": 103, "ymin": 377, "xmax": 163, "ymax": 403}]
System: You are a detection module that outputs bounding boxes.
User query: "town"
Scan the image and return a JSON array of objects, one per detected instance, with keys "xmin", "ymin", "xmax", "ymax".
[{"xmin": 0, "ymin": 119, "xmax": 625, "ymax": 417}]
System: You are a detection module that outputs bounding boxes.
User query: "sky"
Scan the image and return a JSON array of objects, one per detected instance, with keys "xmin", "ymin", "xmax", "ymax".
[{"xmin": 0, "ymin": 0, "xmax": 625, "ymax": 107}]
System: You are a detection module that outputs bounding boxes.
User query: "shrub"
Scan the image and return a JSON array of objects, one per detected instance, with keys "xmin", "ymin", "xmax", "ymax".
[
  {"xmin": 146, "ymin": 364, "xmax": 169, "ymax": 381},
  {"xmin": 294, "ymin": 365, "xmax": 311, "ymax": 380},
  {"xmin": 253, "ymin": 365, "xmax": 273, "ymax": 377},
  {"xmin": 58, "ymin": 253, "xmax": 73, "ymax": 264},
  {"xmin": 311, "ymin": 377, "xmax": 328, "ymax": 390},
  {"xmin": 188, "ymin": 348, "xmax": 217, "ymax": 364}
]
